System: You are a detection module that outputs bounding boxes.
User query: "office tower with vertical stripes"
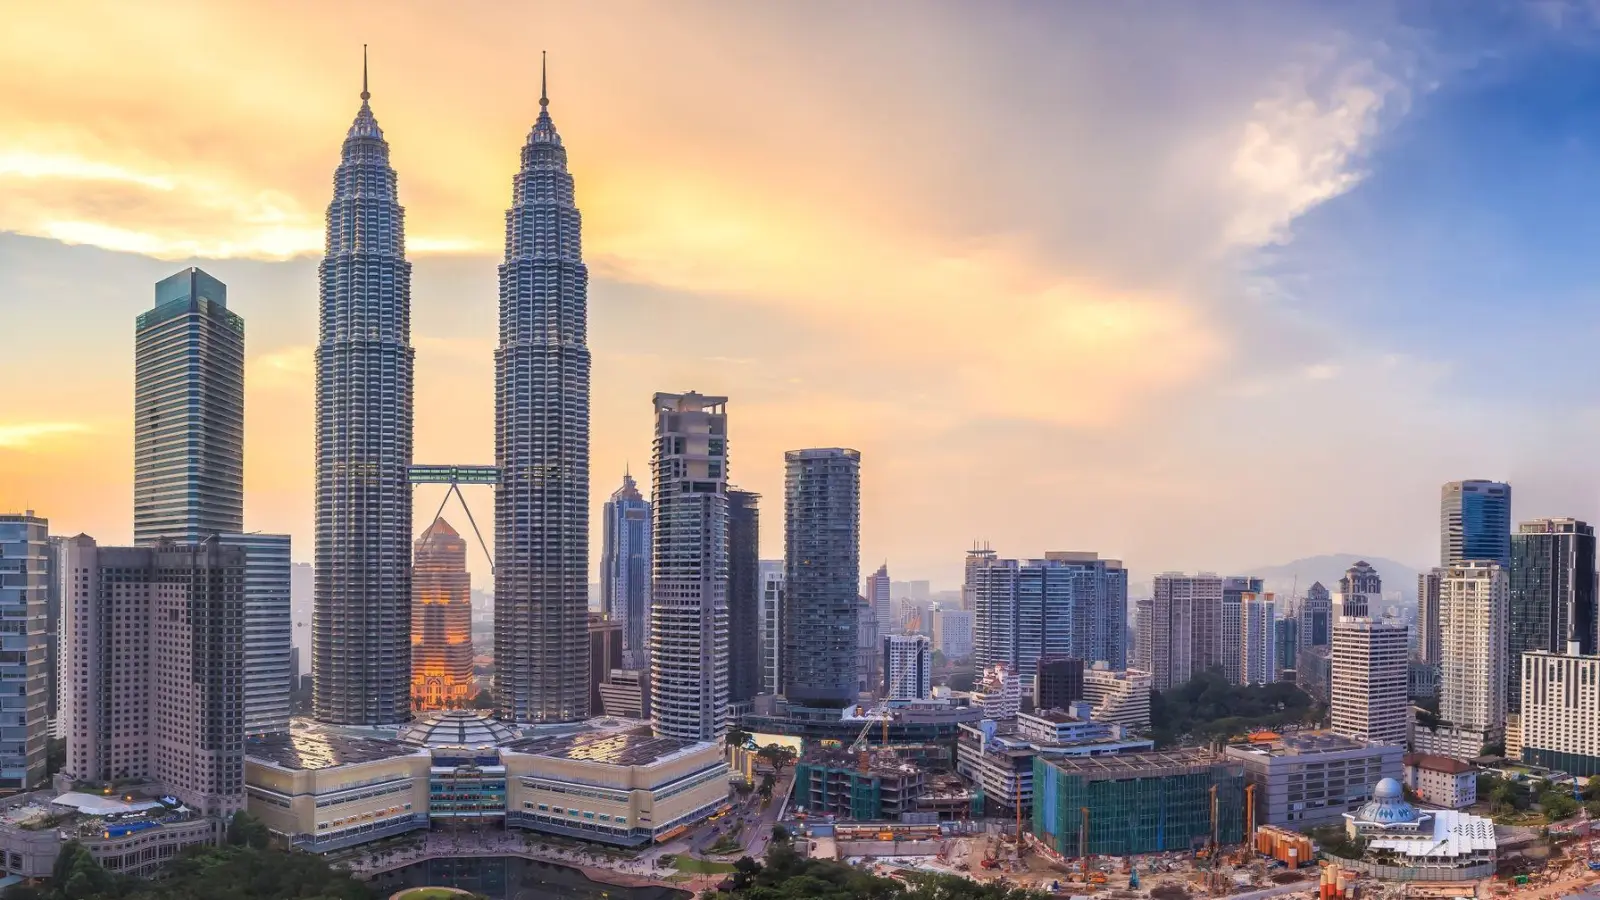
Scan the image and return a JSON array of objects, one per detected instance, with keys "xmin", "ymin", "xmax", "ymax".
[
  {"xmin": 495, "ymin": 56, "xmax": 592, "ymax": 723},
  {"xmin": 313, "ymin": 61, "xmax": 415, "ymax": 725},
  {"xmin": 134, "ymin": 268, "xmax": 244, "ymax": 544}
]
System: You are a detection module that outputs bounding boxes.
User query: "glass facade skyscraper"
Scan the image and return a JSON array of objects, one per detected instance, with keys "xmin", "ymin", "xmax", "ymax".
[
  {"xmin": 0, "ymin": 513, "xmax": 48, "ymax": 791},
  {"xmin": 726, "ymin": 489, "xmax": 762, "ymax": 704},
  {"xmin": 781, "ymin": 448, "xmax": 861, "ymax": 708},
  {"xmin": 134, "ymin": 267, "xmax": 243, "ymax": 544},
  {"xmin": 1508, "ymin": 518, "xmax": 1596, "ymax": 712},
  {"xmin": 1441, "ymin": 480, "xmax": 1512, "ymax": 567},
  {"xmin": 313, "ymin": 71, "xmax": 415, "ymax": 725},
  {"xmin": 600, "ymin": 472, "xmax": 652, "ymax": 669},
  {"xmin": 495, "ymin": 61, "xmax": 592, "ymax": 723}
]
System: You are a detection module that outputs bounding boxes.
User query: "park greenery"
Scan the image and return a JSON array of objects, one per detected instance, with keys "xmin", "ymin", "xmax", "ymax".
[
  {"xmin": 1476, "ymin": 771, "xmax": 1592, "ymax": 824},
  {"xmin": 710, "ymin": 842, "xmax": 1047, "ymax": 899},
  {"xmin": 1148, "ymin": 669, "xmax": 1320, "ymax": 747}
]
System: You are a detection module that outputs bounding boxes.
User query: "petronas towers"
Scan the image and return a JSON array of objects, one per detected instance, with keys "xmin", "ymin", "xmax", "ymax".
[
  {"xmin": 313, "ymin": 63, "xmax": 415, "ymax": 725},
  {"xmin": 494, "ymin": 64, "xmax": 592, "ymax": 723},
  {"xmin": 313, "ymin": 54, "xmax": 591, "ymax": 725}
]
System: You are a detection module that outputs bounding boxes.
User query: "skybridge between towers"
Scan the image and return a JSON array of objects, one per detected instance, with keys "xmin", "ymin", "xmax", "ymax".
[{"xmin": 409, "ymin": 464, "xmax": 497, "ymax": 571}]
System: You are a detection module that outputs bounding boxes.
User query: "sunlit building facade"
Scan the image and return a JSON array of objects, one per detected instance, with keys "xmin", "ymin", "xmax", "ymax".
[
  {"xmin": 649, "ymin": 392, "xmax": 729, "ymax": 740},
  {"xmin": 410, "ymin": 518, "xmax": 474, "ymax": 711}
]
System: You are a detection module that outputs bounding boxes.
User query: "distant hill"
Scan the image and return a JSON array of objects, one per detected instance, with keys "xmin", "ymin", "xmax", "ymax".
[
  {"xmin": 1126, "ymin": 554, "xmax": 1426, "ymax": 607},
  {"xmin": 1248, "ymin": 554, "xmax": 1425, "ymax": 606}
]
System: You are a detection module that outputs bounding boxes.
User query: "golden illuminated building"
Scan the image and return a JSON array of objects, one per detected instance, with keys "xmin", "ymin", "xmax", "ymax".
[{"xmin": 411, "ymin": 517, "xmax": 475, "ymax": 710}]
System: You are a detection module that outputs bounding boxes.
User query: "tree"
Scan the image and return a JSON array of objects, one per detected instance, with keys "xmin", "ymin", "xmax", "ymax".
[
  {"xmin": 1148, "ymin": 670, "xmax": 1317, "ymax": 748},
  {"xmin": 725, "ymin": 726, "xmax": 753, "ymax": 753},
  {"xmin": 758, "ymin": 745, "xmax": 797, "ymax": 775},
  {"xmin": 226, "ymin": 810, "xmax": 271, "ymax": 849},
  {"xmin": 1541, "ymin": 790, "xmax": 1578, "ymax": 822},
  {"xmin": 45, "ymin": 738, "xmax": 65, "ymax": 779},
  {"xmin": 471, "ymin": 690, "xmax": 496, "ymax": 710}
]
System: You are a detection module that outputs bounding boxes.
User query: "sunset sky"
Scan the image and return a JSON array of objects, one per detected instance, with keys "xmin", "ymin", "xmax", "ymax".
[{"xmin": 6, "ymin": 1, "xmax": 1600, "ymax": 588}]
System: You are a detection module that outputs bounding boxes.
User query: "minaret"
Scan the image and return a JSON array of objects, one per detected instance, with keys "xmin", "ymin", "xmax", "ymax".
[
  {"xmin": 312, "ymin": 47, "xmax": 415, "ymax": 725},
  {"xmin": 495, "ymin": 52, "xmax": 593, "ymax": 722}
]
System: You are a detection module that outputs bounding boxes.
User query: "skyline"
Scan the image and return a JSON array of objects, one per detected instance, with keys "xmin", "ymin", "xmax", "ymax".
[{"xmin": 10, "ymin": 3, "xmax": 1600, "ymax": 587}]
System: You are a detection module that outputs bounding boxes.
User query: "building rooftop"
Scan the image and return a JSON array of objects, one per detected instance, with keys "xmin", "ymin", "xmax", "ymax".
[
  {"xmin": 397, "ymin": 711, "xmax": 520, "ymax": 748},
  {"xmin": 1405, "ymin": 753, "xmax": 1475, "ymax": 775},
  {"xmin": 799, "ymin": 748, "xmax": 921, "ymax": 777},
  {"xmin": 1226, "ymin": 731, "xmax": 1370, "ymax": 757},
  {"xmin": 1367, "ymin": 809, "xmax": 1496, "ymax": 859},
  {"xmin": 504, "ymin": 728, "xmax": 701, "ymax": 768},
  {"xmin": 1041, "ymin": 748, "xmax": 1233, "ymax": 779},
  {"xmin": 246, "ymin": 726, "xmax": 423, "ymax": 771},
  {"xmin": 1027, "ymin": 709, "xmax": 1090, "ymax": 724}
]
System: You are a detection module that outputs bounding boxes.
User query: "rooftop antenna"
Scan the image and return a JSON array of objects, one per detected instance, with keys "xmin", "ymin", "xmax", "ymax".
[
  {"xmin": 361, "ymin": 44, "xmax": 370, "ymax": 102},
  {"xmin": 540, "ymin": 50, "xmax": 548, "ymax": 108}
]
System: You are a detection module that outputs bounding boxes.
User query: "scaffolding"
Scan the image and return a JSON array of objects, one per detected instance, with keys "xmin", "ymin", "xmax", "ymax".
[{"xmin": 1033, "ymin": 750, "xmax": 1246, "ymax": 857}]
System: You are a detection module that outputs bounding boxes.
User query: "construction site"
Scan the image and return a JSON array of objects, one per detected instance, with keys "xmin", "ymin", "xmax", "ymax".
[{"xmin": 794, "ymin": 771, "xmax": 1600, "ymax": 900}]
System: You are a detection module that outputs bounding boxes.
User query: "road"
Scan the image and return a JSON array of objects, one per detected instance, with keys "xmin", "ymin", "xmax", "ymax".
[{"xmin": 1225, "ymin": 879, "xmax": 1320, "ymax": 900}]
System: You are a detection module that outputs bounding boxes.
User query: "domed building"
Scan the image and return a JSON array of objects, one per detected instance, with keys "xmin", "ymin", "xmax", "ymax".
[{"xmin": 1341, "ymin": 777, "xmax": 1496, "ymax": 879}]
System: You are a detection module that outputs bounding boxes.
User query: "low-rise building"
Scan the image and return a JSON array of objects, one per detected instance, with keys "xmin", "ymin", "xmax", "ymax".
[
  {"xmin": 597, "ymin": 668, "xmax": 650, "ymax": 720},
  {"xmin": 244, "ymin": 712, "xmax": 729, "ymax": 851},
  {"xmin": 971, "ymin": 664, "xmax": 1020, "ymax": 719},
  {"xmin": 956, "ymin": 719, "xmax": 1152, "ymax": 817},
  {"xmin": 1411, "ymin": 725, "xmax": 1492, "ymax": 761},
  {"xmin": 1080, "ymin": 664, "xmax": 1151, "ymax": 731},
  {"xmin": 1223, "ymin": 731, "xmax": 1401, "ymax": 830},
  {"xmin": 0, "ymin": 785, "xmax": 219, "ymax": 880},
  {"xmin": 1404, "ymin": 754, "xmax": 1476, "ymax": 809},
  {"xmin": 1017, "ymin": 704, "xmax": 1116, "ymax": 744},
  {"xmin": 1343, "ymin": 778, "xmax": 1495, "ymax": 879},
  {"xmin": 1032, "ymin": 750, "xmax": 1244, "ymax": 856}
]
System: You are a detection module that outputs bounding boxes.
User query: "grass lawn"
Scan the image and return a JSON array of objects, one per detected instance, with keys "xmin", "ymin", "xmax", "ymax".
[
  {"xmin": 674, "ymin": 857, "xmax": 737, "ymax": 875},
  {"xmin": 394, "ymin": 890, "xmax": 467, "ymax": 900}
]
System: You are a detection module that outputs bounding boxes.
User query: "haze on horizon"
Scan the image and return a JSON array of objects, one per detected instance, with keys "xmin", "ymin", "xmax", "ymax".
[{"xmin": 5, "ymin": 1, "xmax": 1600, "ymax": 588}]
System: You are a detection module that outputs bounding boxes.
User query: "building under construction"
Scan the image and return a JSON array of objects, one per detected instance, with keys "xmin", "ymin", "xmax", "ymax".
[
  {"xmin": 1032, "ymin": 749, "xmax": 1245, "ymax": 857},
  {"xmin": 793, "ymin": 748, "xmax": 926, "ymax": 821}
]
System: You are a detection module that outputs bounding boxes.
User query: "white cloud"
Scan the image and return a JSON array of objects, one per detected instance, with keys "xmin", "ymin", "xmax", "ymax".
[{"xmin": 1225, "ymin": 51, "xmax": 1404, "ymax": 248}]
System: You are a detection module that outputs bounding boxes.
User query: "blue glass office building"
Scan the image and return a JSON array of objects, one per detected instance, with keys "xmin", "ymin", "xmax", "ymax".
[
  {"xmin": 134, "ymin": 268, "xmax": 244, "ymax": 544},
  {"xmin": 1441, "ymin": 480, "xmax": 1512, "ymax": 567}
]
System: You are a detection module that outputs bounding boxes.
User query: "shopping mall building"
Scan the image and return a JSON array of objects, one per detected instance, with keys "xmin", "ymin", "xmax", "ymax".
[{"xmin": 243, "ymin": 712, "xmax": 730, "ymax": 852}]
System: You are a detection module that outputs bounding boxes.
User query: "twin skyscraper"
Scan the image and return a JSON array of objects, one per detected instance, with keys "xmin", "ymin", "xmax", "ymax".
[{"xmin": 313, "ymin": 52, "xmax": 592, "ymax": 725}]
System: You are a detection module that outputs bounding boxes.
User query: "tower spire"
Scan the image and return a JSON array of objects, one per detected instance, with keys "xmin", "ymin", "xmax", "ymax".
[
  {"xmin": 540, "ymin": 50, "xmax": 548, "ymax": 108},
  {"xmin": 361, "ymin": 44, "xmax": 370, "ymax": 102}
]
